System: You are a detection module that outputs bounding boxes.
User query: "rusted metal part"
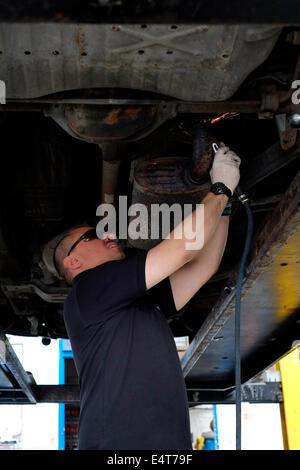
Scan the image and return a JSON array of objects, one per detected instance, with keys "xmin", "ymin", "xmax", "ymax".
[
  {"xmin": 280, "ymin": 124, "xmax": 298, "ymax": 150},
  {"xmin": 65, "ymin": 104, "xmax": 157, "ymax": 142},
  {"xmin": 3, "ymin": 97, "xmax": 299, "ymax": 117},
  {"xmin": 259, "ymin": 83, "xmax": 280, "ymax": 119},
  {"xmin": 130, "ymin": 125, "xmax": 213, "ymax": 249},
  {"xmin": 276, "ymin": 109, "xmax": 299, "ymax": 150},
  {"xmin": 101, "ymin": 159, "xmax": 120, "ymax": 205},
  {"xmin": 73, "ymin": 25, "xmax": 87, "ymax": 56},
  {"xmin": 99, "ymin": 141, "xmax": 120, "ymax": 162},
  {"xmin": 134, "ymin": 124, "xmax": 213, "ymax": 195},
  {"xmin": 258, "ymin": 82, "xmax": 300, "ymax": 119},
  {"xmin": 259, "ymin": 51, "xmax": 300, "ymax": 121},
  {"xmin": 99, "ymin": 142, "xmax": 128, "ymax": 206},
  {"xmin": 189, "ymin": 125, "xmax": 214, "ymax": 183},
  {"xmin": 128, "ymin": 181, "xmax": 209, "ymax": 250},
  {"xmin": 44, "ymin": 103, "xmax": 177, "ymax": 142},
  {"xmin": 134, "ymin": 157, "xmax": 206, "ymax": 196}
]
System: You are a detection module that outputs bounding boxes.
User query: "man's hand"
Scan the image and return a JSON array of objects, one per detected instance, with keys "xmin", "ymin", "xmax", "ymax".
[
  {"xmin": 210, "ymin": 144, "xmax": 241, "ymax": 195},
  {"xmin": 170, "ymin": 215, "xmax": 229, "ymax": 310}
]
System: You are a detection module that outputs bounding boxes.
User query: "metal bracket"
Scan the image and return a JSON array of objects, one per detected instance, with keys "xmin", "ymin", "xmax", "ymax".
[
  {"xmin": 0, "ymin": 328, "xmax": 36, "ymax": 404},
  {"xmin": 187, "ymin": 382, "xmax": 283, "ymax": 405}
]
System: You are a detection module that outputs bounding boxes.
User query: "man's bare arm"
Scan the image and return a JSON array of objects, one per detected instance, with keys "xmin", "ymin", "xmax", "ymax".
[
  {"xmin": 169, "ymin": 215, "xmax": 229, "ymax": 310},
  {"xmin": 144, "ymin": 145, "xmax": 240, "ymax": 291},
  {"xmin": 145, "ymin": 191, "xmax": 228, "ymax": 290}
]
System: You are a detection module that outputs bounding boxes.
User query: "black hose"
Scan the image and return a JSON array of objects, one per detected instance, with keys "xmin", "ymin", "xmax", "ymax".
[
  {"xmin": 210, "ymin": 143, "xmax": 254, "ymax": 450},
  {"xmin": 234, "ymin": 186, "xmax": 254, "ymax": 450}
]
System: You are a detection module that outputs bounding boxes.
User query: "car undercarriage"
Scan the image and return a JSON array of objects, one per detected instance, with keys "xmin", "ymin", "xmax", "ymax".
[{"xmin": 0, "ymin": 2, "xmax": 299, "ymax": 404}]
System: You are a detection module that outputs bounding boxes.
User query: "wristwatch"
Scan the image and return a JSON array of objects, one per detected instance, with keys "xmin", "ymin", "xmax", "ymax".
[{"xmin": 210, "ymin": 182, "xmax": 232, "ymax": 198}]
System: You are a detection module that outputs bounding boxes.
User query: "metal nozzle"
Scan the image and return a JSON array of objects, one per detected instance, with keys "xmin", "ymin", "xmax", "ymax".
[
  {"xmin": 235, "ymin": 186, "xmax": 249, "ymax": 204},
  {"xmin": 212, "ymin": 142, "xmax": 219, "ymax": 154}
]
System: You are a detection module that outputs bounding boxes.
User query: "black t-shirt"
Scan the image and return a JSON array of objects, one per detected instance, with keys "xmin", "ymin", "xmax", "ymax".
[{"xmin": 63, "ymin": 249, "xmax": 192, "ymax": 450}]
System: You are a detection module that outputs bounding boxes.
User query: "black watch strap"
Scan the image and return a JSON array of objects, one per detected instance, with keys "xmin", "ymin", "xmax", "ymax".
[{"xmin": 210, "ymin": 182, "xmax": 232, "ymax": 198}]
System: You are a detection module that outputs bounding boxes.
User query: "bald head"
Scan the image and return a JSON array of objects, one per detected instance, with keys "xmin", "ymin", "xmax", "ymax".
[{"xmin": 54, "ymin": 226, "xmax": 125, "ymax": 284}]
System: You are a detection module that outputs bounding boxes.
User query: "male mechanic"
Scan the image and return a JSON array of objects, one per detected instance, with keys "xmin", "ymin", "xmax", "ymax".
[{"xmin": 54, "ymin": 144, "xmax": 240, "ymax": 450}]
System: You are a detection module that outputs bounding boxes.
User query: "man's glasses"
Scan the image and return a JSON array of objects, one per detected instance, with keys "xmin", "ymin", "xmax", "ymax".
[{"xmin": 67, "ymin": 228, "xmax": 98, "ymax": 257}]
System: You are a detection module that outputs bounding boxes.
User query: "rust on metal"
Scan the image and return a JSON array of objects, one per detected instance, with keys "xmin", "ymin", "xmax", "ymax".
[
  {"xmin": 250, "ymin": 168, "xmax": 300, "ymax": 265},
  {"xmin": 99, "ymin": 106, "xmax": 144, "ymax": 124},
  {"xmin": 134, "ymin": 156, "xmax": 209, "ymax": 196},
  {"xmin": 74, "ymin": 26, "xmax": 87, "ymax": 56},
  {"xmin": 280, "ymin": 125, "xmax": 298, "ymax": 150},
  {"xmin": 124, "ymin": 107, "xmax": 142, "ymax": 119},
  {"xmin": 99, "ymin": 108, "xmax": 122, "ymax": 125},
  {"xmin": 99, "ymin": 142, "xmax": 126, "ymax": 206},
  {"xmin": 259, "ymin": 52, "xmax": 300, "ymax": 119},
  {"xmin": 64, "ymin": 104, "xmax": 159, "ymax": 142},
  {"xmin": 134, "ymin": 124, "xmax": 214, "ymax": 195},
  {"xmin": 189, "ymin": 124, "xmax": 214, "ymax": 183},
  {"xmin": 101, "ymin": 159, "xmax": 120, "ymax": 205}
]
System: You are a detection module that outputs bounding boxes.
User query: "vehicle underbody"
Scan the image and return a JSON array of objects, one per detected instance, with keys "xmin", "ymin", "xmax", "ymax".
[{"xmin": 0, "ymin": 2, "xmax": 299, "ymax": 403}]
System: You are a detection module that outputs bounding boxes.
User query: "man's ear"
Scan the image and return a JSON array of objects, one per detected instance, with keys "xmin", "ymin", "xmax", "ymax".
[{"xmin": 63, "ymin": 255, "xmax": 82, "ymax": 272}]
